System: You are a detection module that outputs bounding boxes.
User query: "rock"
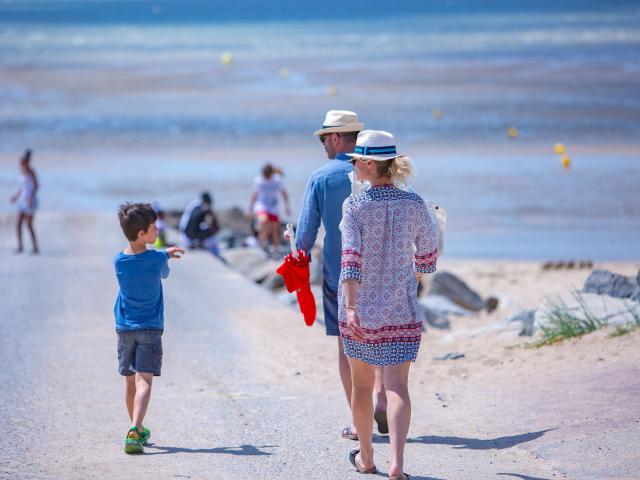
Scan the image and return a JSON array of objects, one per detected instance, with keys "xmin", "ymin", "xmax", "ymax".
[
  {"xmin": 433, "ymin": 352, "xmax": 465, "ymax": 361},
  {"xmin": 419, "ymin": 305, "xmax": 450, "ymax": 330},
  {"xmin": 261, "ymin": 271, "xmax": 285, "ymax": 290},
  {"xmin": 309, "ymin": 246, "xmax": 324, "ymax": 286},
  {"xmin": 504, "ymin": 309, "xmax": 537, "ymax": 336},
  {"xmin": 582, "ymin": 270, "xmax": 640, "ymax": 300},
  {"xmin": 486, "ymin": 296, "xmax": 499, "ymax": 313},
  {"xmin": 429, "ymin": 272, "xmax": 493, "ymax": 312},
  {"xmin": 248, "ymin": 260, "xmax": 281, "ymax": 285},
  {"xmin": 419, "ymin": 295, "xmax": 473, "ymax": 317},
  {"xmin": 534, "ymin": 292, "xmax": 640, "ymax": 334}
]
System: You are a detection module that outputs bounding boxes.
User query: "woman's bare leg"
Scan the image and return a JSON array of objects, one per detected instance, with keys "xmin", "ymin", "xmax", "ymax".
[
  {"xmin": 15, "ymin": 213, "xmax": 24, "ymax": 252},
  {"xmin": 383, "ymin": 361, "xmax": 412, "ymax": 477},
  {"xmin": 270, "ymin": 221, "xmax": 280, "ymax": 254},
  {"xmin": 25, "ymin": 214, "xmax": 38, "ymax": 253},
  {"xmin": 348, "ymin": 357, "xmax": 376, "ymax": 470}
]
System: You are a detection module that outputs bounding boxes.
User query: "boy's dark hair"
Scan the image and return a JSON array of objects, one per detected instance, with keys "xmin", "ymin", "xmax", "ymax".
[{"xmin": 118, "ymin": 202, "xmax": 157, "ymax": 241}]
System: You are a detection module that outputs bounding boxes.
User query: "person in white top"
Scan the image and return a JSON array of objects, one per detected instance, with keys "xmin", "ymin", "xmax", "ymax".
[
  {"xmin": 248, "ymin": 164, "xmax": 290, "ymax": 255},
  {"xmin": 10, "ymin": 150, "xmax": 39, "ymax": 254}
]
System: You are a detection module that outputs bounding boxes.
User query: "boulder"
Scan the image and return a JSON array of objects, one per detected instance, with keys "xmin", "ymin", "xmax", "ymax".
[
  {"xmin": 433, "ymin": 352, "xmax": 465, "ymax": 361},
  {"xmin": 419, "ymin": 304, "xmax": 450, "ymax": 330},
  {"xmin": 429, "ymin": 272, "xmax": 493, "ymax": 312},
  {"xmin": 534, "ymin": 292, "xmax": 640, "ymax": 334},
  {"xmin": 309, "ymin": 246, "xmax": 324, "ymax": 286},
  {"xmin": 582, "ymin": 270, "xmax": 640, "ymax": 300},
  {"xmin": 504, "ymin": 309, "xmax": 537, "ymax": 336}
]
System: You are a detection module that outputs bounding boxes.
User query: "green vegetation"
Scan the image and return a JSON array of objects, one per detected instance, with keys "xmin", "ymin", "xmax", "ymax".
[{"xmin": 531, "ymin": 293, "xmax": 640, "ymax": 347}]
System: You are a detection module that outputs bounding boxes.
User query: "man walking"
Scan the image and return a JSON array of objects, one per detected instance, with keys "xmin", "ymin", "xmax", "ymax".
[{"xmin": 296, "ymin": 111, "xmax": 387, "ymax": 440}]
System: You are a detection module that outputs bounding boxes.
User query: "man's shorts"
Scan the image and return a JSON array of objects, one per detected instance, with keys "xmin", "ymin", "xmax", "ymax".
[
  {"xmin": 322, "ymin": 280, "xmax": 340, "ymax": 336},
  {"xmin": 117, "ymin": 329, "xmax": 163, "ymax": 376}
]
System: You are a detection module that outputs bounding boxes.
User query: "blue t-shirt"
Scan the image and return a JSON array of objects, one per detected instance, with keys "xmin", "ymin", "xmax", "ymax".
[{"xmin": 113, "ymin": 249, "xmax": 169, "ymax": 332}]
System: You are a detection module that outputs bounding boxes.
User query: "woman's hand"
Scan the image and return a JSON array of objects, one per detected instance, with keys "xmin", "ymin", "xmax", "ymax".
[
  {"xmin": 347, "ymin": 308, "xmax": 365, "ymax": 342},
  {"xmin": 10, "ymin": 194, "xmax": 17, "ymax": 204},
  {"xmin": 166, "ymin": 246, "xmax": 185, "ymax": 259},
  {"xmin": 415, "ymin": 272, "xmax": 423, "ymax": 282}
]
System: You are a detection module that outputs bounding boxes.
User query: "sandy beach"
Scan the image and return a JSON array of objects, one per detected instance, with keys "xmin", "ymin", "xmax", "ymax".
[
  {"xmin": 1, "ymin": 211, "xmax": 638, "ymax": 479},
  {"xmin": 2, "ymin": 3, "xmax": 639, "ymax": 478}
]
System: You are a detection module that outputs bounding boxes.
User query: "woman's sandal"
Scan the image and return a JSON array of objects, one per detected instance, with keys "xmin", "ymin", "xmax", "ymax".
[
  {"xmin": 389, "ymin": 474, "xmax": 411, "ymax": 480},
  {"xmin": 348, "ymin": 448, "xmax": 377, "ymax": 474},
  {"xmin": 341, "ymin": 425, "xmax": 358, "ymax": 441}
]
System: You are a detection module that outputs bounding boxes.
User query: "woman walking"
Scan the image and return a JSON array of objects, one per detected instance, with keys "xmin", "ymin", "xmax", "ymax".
[
  {"xmin": 248, "ymin": 163, "xmax": 290, "ymax": 257},
  {"xmin": 339, "ymin": 131, "xmax": 439, "ymax": 479},
  {"xmin": 10, "ymin": 149, "xmax": 39, "ymax": 254}
]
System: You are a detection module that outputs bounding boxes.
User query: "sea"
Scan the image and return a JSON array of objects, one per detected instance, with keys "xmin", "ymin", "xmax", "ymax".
[{"xmin": 0, "ymin": 0, "xmax": 639, "ymax": 259}]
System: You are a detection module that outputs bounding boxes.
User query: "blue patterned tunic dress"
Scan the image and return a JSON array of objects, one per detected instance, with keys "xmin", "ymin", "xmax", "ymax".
[{"xmin": 338, "ymin": 184, "xmax": 439, "ymax": 365}]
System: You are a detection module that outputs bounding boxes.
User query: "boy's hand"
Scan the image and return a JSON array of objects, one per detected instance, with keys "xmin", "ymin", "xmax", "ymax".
[{"xmin": 166, "ymin": 246, "xmax": 185, "ymax": 259}]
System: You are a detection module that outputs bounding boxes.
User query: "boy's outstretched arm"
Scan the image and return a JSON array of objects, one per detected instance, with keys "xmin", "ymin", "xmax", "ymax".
[{"xmin": 166, "ymin": 246, "xmax": 185, "ymax": 259}]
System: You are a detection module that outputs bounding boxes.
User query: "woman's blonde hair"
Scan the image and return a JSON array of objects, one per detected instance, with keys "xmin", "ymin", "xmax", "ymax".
[{"xmin": 374, "ymin": 155, "xmax": 414, "ymax": 187}]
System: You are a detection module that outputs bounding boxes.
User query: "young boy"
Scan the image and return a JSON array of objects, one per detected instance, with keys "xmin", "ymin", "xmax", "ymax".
[{"xmin": 114, "ymin": 202, "xmax": 184, "ymax": 454}]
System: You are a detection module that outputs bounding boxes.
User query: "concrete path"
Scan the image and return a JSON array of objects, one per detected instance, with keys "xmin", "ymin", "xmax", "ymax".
[{"xmin": 1, "ymin": 212, "xmax": 637, "ymax": 480}]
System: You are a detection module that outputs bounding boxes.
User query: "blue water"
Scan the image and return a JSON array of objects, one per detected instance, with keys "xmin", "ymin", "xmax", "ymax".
[{"xmin": 0, "ymin": 1, "xmax": 639, "ymax": 259}]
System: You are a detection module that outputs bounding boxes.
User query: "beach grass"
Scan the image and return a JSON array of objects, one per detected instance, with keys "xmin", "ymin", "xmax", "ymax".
[
  {"xmin": 608, "ymin": 302, "xmax": 640, "ymax": 337},
  {"xmin": 532, "ymin": 293, "xmax": 604, "ymax": 347},
  {"xmin": 532, "ymin": 292, "xmax": 640, "ymax": 346}
]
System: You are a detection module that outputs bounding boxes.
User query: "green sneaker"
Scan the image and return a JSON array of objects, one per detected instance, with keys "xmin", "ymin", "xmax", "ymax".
[
  {"xmin": 140, "ymin": 426, "xmax": 150, "ymax": 446},
  {"xmin": 124, "ymin": 427, "xmax": 143, "ymax": 454}
]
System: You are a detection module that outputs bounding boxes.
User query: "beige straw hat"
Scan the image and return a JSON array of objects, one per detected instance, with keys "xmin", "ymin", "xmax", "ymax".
[{"xmin": 313, "ymin": 110, "xmax": 364, "ymax": 135}]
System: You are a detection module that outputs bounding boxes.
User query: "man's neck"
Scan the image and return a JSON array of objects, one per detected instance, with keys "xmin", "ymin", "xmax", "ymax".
[{"xmin": 125, "ymin": 240, "xmax": 147, "ymax": 255}]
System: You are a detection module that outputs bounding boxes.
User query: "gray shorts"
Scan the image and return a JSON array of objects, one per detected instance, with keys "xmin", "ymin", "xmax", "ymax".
[{"xmin": 117, "ymin": 329, "xmax": 163, "ymax": 376}]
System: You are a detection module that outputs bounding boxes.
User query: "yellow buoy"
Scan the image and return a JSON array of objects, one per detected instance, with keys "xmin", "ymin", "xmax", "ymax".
[
  {"xmin": 507, "ymin": 127, "xmax": 518, "ymax": 139},
  {"xmin": 561, "ymin": 154, "xmax": 571, "ymax": 169},
  {"xmin": 554, "ymin": 143, "xmax": 566, "ymax": 155},
  {"xmin": 432, "ymin": 108, "xmax": 443, "ymax": 121},
  {"xmin": 278, "ymin": 67, "xmax": 290, "ymax": 79},
  {"xmin": 220, "ymin": 52, "xmax": 233, "ymax": 66},
  {"xmin": 327, "ymin": 85, "xmax": 337, "ymax": 96}
]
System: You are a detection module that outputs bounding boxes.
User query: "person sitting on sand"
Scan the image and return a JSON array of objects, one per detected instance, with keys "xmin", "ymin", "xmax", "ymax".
[
  {"xmin": 10, "ymin": 149, "xmax": 39, "ymax": 254},
  {"xmin": 113, "ymin": 202, "xmax": 184, "ymax": 454},
  {"xmin": 179, "ymin": 192, "xmax": 224, "ymax": 260},
  {"xmin": 339, "ymin": 131, "xmax": 439, "ymax": 479},
  {"xmin": 248, "ymin": 163, "xmax": 291, "ymax": 258}
]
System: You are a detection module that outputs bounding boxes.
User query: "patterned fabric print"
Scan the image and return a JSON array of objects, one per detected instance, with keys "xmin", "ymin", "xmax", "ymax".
[
  {"xmin": 340, "ymin": 249, "xmax": 362, "ymax": 281},
  {"xmin": 342, "ymin": 338, "xmax": 421, "ymax": 366},
  {"xmin": 338, "ymin": 185, "xmax": 439, "ymax": 365}
]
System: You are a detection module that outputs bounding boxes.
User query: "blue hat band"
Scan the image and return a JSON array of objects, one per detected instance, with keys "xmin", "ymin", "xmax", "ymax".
[{"xmin": 354, "ymin": 145, "xmax": 397, "ymax": 156}]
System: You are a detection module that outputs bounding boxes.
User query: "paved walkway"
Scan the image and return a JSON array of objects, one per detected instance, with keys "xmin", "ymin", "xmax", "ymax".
[{"xmin": 1, "ymin": 212, "xmax": 638, "ymax": 480}]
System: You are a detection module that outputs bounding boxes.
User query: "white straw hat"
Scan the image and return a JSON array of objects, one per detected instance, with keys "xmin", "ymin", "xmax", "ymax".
[
  {"xmin": 345, "ymin": 130, "xmax": 403, "ymax": 161},
  {"xmin": 313, "ymin": 110, "xmax": 364, "ymax": 135}
]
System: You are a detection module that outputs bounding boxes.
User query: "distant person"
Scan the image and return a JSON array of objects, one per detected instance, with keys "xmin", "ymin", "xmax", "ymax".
[
  {"xmin": 153, "ymin": 207, "xmax": 172, "ymax": 248},
  {"xmin": 340, "ymin": 131, "xmax": 439, "ymax": 479},
  {"xmin": 294, "ymin": 110, "xmax": 386, "ymax": 441},
  {"xmin": 179, "ymin": 192, "xmax": 223, "ymax": 259},
  {"xmin": 248, "ymin": 163, "xmax": 291, "ymax": 257},
  {"xmin": 10, "ymin": 149, "xmax": 39, "ymax": 254},
  {"xmin": 113, "ymin": 202, "xmax": 184, "ymax": 454}
]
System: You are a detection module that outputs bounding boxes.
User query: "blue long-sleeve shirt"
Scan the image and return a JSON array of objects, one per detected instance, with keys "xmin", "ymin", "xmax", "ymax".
[
  {"xmin": 296, "ymin": 153, "xmax": 352, "ymax": 291},
  {"xmin": 113, "ymin": 249, "xmax": 170, "ymax": 331}
]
